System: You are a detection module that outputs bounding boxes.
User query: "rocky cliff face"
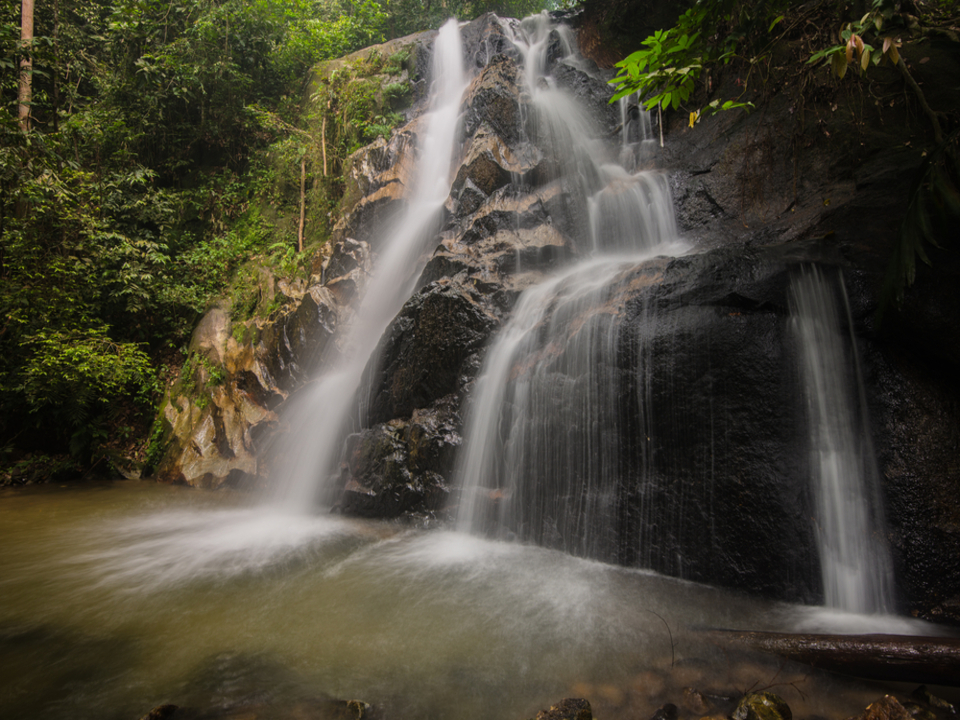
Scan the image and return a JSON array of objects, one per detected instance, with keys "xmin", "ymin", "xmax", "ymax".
[{"xmin": 152, "ymin": 14, "xmax": 960, "ymax": 624}]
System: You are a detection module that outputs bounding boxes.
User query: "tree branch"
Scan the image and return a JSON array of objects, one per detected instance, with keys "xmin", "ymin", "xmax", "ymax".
[{"xmin": 897, "ymin": 55, "xmax": 944, "ymax": 144}]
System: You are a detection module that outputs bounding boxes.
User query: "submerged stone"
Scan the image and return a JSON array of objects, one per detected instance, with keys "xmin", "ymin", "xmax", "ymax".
[
  {"xmin": 649, "ymin": 702, "xmax": 678, "ymax": 720},
  {"xmin": 138, "ymin": 705, "xmax": 182, "ymax": 720}
]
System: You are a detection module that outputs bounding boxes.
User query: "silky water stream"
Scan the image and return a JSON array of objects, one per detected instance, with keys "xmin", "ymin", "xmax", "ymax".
[
  {"xmin": 1, "ymin": 14, "xmax": 954, "ymax": 720},
  {"xmin": 269, "ymin": 18, "xmax": 467, "ymax": 510}
]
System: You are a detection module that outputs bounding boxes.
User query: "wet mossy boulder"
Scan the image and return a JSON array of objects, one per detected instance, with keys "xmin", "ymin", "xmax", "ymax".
[{"xmin": 732, "ymin": 693, "xmax": 792, "ymax": 720}]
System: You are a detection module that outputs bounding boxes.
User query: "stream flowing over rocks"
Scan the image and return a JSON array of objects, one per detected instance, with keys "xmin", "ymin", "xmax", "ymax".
[{"xmin": 152, "ymin": 12, "xmax": 960, "ymax": 625}]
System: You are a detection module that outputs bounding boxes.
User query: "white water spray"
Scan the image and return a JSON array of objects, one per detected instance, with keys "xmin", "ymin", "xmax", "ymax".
[
  {"xmin": 271, "ymin": 20, "xmax": 467, "ymax": 510},
  {"xmin": 790, "ymin": 265, "xmax": 895, "ymax": 614}
]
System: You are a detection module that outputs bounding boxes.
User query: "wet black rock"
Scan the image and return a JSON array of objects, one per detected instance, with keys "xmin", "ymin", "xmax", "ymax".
[
  {"xmin": 551, "ymin": 59, "xmax": 618, "ymax": 135},
  {"xmin": 462, "ymin": 52, "xmax": 525, "ymax": 145},
  {"xmin": 333, "ymin": 396, "xmax": 460, "ymax": 519},
  {"xmin": 649, "ymin": 702, "xmax": 678, "ymax": 720},
  {"xmin": 460, "ymin": 13, "xmax": 521, "ymax": 72},
  {"xmin": 366, "ymin": 281, "xmax": 497, "ymax": 423}
]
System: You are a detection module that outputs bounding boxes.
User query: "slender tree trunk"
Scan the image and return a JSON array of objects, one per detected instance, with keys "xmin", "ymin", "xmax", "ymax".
[
  {"xmin": 52, "ymin": 0, "xmax": 59, "ymax": 133},
  {"xmin": 298, "ymin": 155, "xmax": 306, "ymax": 253},
  {"xmin": 19, "ymin": 0, "xmax": 35, "ymax": 131},
  {"xmin": 321, "ymin": 114, "xmax": 328, "ymax": 176}
]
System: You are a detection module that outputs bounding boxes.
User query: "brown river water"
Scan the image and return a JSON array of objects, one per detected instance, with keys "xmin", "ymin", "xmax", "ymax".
[{"xmin": 0, "ymin": 480, "xmax": 954, "ymax": 720}]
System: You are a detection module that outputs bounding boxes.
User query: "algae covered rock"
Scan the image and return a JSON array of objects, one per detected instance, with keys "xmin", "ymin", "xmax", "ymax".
[{"xmin": 732, "ymin": 692, "xmax": 792, "ymax": 720}]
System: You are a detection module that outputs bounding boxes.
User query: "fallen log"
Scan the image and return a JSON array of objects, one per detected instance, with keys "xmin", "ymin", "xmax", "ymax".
[{"xmin": 700, "ymin": 629, "xmax": 960, "ymax": 687}]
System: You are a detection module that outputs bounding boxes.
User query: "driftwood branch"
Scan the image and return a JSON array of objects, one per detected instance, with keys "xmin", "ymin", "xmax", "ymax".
[{"xmin": 701, "ymin": 629, "xmax": 960, "ymax": 687}]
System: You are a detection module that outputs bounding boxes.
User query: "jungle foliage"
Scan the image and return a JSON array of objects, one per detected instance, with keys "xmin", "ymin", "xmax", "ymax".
[
  {"xmin": 0, "ymin": 0, "xmax": 552, "ymax": 481},
  {"xmin": 609, "ymin": 0, "xmax": 960, "ymax": 316}
]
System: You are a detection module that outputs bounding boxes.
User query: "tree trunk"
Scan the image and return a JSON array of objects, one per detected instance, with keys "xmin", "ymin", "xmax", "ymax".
[
  {"xmin": 701, "ymin": 629, "xmax": 960, "ymax": 687},
  {"xmin": 52, "ymin": 0, "xmax": 59, "ymax": 133},
  {"xmin": 298, "ymin": 155, "xmax": 306, "ymax": 253},
  {"xmin": 19, "ymin": 0, "xmax": 35, "ymax": 131},
  {"xmin": 897, "ymin": 55, "xmax": 944, "ymax": 144},
  {"xmin": 321, "ymin": 114, "xmax": 328, "ymax": 176}
]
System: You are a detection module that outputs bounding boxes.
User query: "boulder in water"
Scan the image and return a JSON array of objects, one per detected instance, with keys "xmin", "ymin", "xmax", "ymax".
[
  {"xmin": 732, "ymin": 692, "xmax": 792, "ymax": 720},
  {"xmin": 853, "ymin": 696, "xmax": 913, "ymax": 720}
]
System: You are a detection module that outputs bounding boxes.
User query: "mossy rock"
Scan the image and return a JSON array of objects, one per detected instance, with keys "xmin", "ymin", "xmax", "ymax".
[{"xmin": 732, "ymin": 692, "xmax": 792, "ymax": 720}]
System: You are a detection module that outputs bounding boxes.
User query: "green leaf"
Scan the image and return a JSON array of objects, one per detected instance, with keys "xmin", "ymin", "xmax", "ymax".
[{"xmin": 831, "ymin": 51, "xmax": 848, "ymax": 79}]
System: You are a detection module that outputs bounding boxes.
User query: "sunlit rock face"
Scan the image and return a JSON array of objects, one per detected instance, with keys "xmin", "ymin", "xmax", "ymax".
[{"xmin": 152, "ymin": 13, "xmax": 960, "ymax": 623}]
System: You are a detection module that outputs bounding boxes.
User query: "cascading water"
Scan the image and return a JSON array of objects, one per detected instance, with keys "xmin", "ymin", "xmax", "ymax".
[
  {"xmin": 618, "ymin": 93, "xmax": 656, "ymax": 171},
  {"xmin": 453, "ymin": 15, "xmax": 898, "ymax": 613},
  {"xmin": 789, "ymin": 266, "xmax": 896, "ymax": 614},
  {"xmin": 455, "ymin": 14, "xmax": 689, "ymax": 561},
  {"xmin": 270, "ymin": 19, "xmax": 467, "ymax": 509}
]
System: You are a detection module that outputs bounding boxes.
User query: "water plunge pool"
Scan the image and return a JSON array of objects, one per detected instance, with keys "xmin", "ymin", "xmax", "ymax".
[{"xmin": 2, "ymin": 481, "xmax": 953, "ymax": 720}]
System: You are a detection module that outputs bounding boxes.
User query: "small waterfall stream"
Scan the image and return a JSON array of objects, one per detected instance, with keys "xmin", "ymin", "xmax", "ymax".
[
  {"xmin": 790, "ymin": 266, "xmax": 896, "ymax": 614},
  {"xmin": 270, "ymin": 19, "xmax": 467, "ymax": 509}
]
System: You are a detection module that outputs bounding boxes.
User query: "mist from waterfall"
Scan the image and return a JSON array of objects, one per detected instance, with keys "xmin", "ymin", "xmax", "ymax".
[
  {"xmin": 455, "ymin": 14, "xmax": 688, "ymax": 559},
  {"xmin": 790, "ymin": 266, "xmax": 895, "ymax": 614},
  {"xmin": 269, "ymin": 19, "xmax": 467, "ymax": 509}
]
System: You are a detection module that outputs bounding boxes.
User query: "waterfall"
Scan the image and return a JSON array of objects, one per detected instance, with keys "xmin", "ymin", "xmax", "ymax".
[
  {"xmin": 455, "ymin": 255, "xmax": 662, "ymax": 559},
  {"xmin": 270, "ymin": 19, "xmax": 467, "ymax": 509},
  {"xmin": 789, "ymin": 266, "xmax": 895, "ymax": 614},
  {"xmin": 454, "ymin": 14, "xmax": 688, "ymax": 561},
  {"xmin": 269, "ymin": 12, "xmax": 899, "ymax": 616}
]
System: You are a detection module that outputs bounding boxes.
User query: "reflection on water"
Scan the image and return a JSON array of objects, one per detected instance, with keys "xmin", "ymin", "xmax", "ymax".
[{"xmin": 0, "ymin": 482, "xmax": 951, "ymax": 720}]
